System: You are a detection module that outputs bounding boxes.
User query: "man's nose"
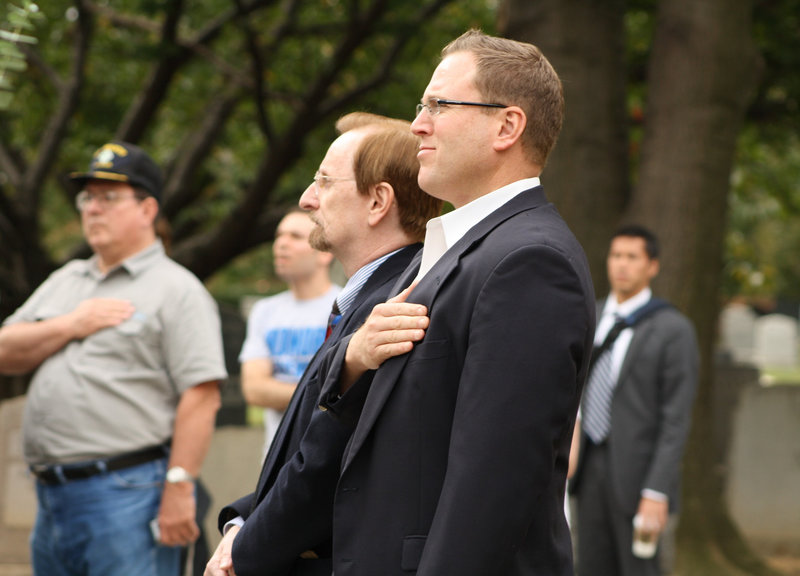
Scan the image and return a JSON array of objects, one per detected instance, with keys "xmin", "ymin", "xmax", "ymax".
[
  {"xmin": 411, "ymin": 110, "xmax": 432, "ymax": 136},
  {"xmin": 299, "ymin": 183, "xmax": 317, "ymax": 210}
]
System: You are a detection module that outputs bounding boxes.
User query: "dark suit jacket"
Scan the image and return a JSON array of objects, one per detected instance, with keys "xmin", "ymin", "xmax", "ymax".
[
  {"xmin": 318, "ymin": 187, "xmax": 596, "ymax": 576},
  {"xmin": 218, "ymin": 244, "xmax": 421, "ymax": 576},
  {"xmin": 571, "ymin": 298, "xmax": 699, "ymax": 515}
]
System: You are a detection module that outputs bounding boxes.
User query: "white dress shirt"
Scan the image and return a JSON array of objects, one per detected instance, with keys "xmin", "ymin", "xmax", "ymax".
[{"xmin": 414, "ymin": 177, "xmax": 541, "ymax": 282}]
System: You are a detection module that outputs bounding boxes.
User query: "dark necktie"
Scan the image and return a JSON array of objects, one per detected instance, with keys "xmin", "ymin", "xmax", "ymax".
[
  {"xmin": 325, "ymin": 300, "xmax": 342, "ymax": 341},
  {"xmin": 582, "ymin": 317, "xmax": 627, "ymax": 443}
]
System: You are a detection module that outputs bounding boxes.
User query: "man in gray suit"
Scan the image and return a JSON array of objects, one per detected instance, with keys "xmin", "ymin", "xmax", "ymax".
[{"xmin": 571, "ymin": 225, "xmax": 698, "ymax": 576}]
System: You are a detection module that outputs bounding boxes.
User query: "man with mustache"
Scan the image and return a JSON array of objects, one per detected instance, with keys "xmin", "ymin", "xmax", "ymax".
[{"xmin": 205, "ymin": 113, "xmax": 441, "ymax": 576}]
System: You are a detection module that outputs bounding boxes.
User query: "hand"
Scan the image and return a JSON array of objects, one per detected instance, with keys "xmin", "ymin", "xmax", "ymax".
[
  {"xmin": 636, "ymin": 496, "xmax": 668, "ymax": 537},
  {"xmin": 205, "ymin": 525, "xmax": 240, "ymax": 576},
  {"xmin": 345, "ymin": 284, "xmax": 429, "ymax": 374},
  {"xmin": 67, "ymin": 298, "xmax": 135, "ymax": 339},
  {"xmin": 156, "ymin": 482, "xmax": 199, "ymax": 547}
]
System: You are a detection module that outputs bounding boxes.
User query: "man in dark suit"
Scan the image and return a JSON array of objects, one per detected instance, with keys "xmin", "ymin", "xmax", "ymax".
[
  {"xmin": 316, "ymin": 30, "xmax": 596, "ymax": 576},
  {"xmin": 203, "ymin": 113, "xmax": 442, "ymax": 576},
  {"xmin": 571, "ymin": 225, "xmax": 698, "ymax": 576}
]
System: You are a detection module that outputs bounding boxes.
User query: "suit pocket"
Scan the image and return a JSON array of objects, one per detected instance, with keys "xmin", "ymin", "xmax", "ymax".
[
  {"xmin": 408, "ymin": 338, "xmax": 450, "ymax": 362},
  {"xmin": 401, "ymin": 535, "xmax": 427, "ymax": 571}
]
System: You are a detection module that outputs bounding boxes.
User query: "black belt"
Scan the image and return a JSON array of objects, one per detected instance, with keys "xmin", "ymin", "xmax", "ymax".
[{"xmin": 30, "ymin": 444, "xmax": 169, "ymax": 485}]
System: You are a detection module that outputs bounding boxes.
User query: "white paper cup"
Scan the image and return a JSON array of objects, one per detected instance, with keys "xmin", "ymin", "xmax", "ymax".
[{"xmin": 632, "ymin": 514, "xmax": 659, "ymax": 559}]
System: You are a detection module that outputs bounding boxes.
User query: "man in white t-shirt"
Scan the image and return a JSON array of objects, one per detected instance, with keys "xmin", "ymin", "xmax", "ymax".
[{"xmin": 239, "ymin": 209, "xmax": 340, "ymax": 453}]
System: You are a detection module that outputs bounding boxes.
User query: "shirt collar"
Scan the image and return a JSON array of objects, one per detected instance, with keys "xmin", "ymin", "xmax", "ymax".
[
  {"xmin": 336, "ymin": 248, "xmax": 401, "ymax": 315},
  {"xmin": 437, "ymin": 177, "xmax": 540, "ymax": 250},
  {"xmin": 604, "ymin": 287, "xmax": 653, "ymax": 320},
  {"xmin": 85, "ymin": 240, "xmax": 165, "ymax": 279}
]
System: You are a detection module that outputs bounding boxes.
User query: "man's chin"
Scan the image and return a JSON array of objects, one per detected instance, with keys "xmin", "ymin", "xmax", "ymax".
[{"xmin": 309, "ymin": 231, "xmax": 332, "ymax": 253}]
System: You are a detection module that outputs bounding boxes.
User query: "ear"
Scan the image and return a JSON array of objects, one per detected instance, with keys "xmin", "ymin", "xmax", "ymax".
[
  {"xmin": 648, "ymin": 258, "xmax": 660, "ymax": 280},
  {"xmin": 140, "ymin": 196, "xmax": 160, "ymax": 225},
  {"xmin": 493, "ymin": 106, "xmax": 527, "ymax": 152},
  {"xmin": 366, "ymin": 182, "xmax": 396, "ymax": 227}
]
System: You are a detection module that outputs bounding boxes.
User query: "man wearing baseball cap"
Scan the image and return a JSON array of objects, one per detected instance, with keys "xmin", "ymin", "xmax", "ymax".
[{"xmin": 0, "ymin": 141, "xmax": 228, "ymax": 576}]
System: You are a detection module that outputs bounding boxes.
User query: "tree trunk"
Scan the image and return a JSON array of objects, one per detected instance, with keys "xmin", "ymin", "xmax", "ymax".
[
  {"xmin": 631, "ymin": 1, "xmax": 773, "ymax": 573},
  {"xmin": 498, "ymin": 0, "xmax": 630, "ymax": 293}
]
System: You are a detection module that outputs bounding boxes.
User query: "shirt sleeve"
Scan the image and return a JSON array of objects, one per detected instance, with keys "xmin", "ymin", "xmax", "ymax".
[{"xmin": 239, "ymin": 299, "xmax": 274, "ymax": 363}]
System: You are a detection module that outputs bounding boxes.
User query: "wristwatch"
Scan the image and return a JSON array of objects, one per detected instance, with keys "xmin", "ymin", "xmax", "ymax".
[{"xmin": 165, "ymin": 466, "xmax": 195, "ymax": 484}]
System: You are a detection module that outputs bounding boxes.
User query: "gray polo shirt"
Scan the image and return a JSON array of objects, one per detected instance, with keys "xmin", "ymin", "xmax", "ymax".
[{"xmin": 5, "ymin": 241, "xmax": 228, "ymax": 465}]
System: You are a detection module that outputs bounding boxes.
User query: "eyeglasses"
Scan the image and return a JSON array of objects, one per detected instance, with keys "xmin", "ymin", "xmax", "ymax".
[
  {"xmin": 312, "ymin": 172, "xmax": 355, "ymax": 196},
  {"xmin": 415, "ymin": 98, "xmax": 508, "ymax": 118},
  {"xmin": 75, "ymin": 190, "xmax": 144, "ymax": 211}
]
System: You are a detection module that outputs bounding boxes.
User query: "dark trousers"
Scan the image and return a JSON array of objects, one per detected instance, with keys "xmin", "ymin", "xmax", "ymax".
[
  {"xmin": 576, "ymin": 442, "xmax": 661, "ymax": 576},
  {"xmin": 180, "ymin": 479, "xmax": 211, "ymax": 576}
]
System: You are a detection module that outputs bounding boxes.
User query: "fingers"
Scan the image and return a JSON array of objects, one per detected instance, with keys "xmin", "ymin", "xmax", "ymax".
[
  {"xmin": 157, "ymin": 486, "xmax": 199, "ymax": 546},
  {"xmin": 347, "ymin": 301, "xmax": 428, "ymax": 372},
  {"xmin": 159, "ymin": 518, "xmax": 199, "ymax": 547},
  {"xmin": 205, "ymin": 527, "xmax": 239, "ymax": 576},
  {"xmin": 637, "ymin": 497, "xmax": 668, "ymax": 533},
  {"xmin": 218, "ymin": 526, "xmax": 240, "ymax": 571},
  {"xmin": 387, "ymin": 281, "xmax": 418, "ymax": 304},
  {"xmin": 341, "ymin": 286, "xmax": 430, "ymax": 387},
  {"xmin": 70, "ymin": 298, "xmax": 135, "ymax": 338}
]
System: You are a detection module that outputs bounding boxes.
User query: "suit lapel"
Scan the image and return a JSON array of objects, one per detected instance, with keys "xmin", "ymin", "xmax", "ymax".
[
  {"xmin": 342, "ymin": 187, "xmax": 549, "ymax": 471},
  {"xmin": 388, "ymin": 249, "xmax": 423, "ymax": 297},
  {"xmin": 616, "ymin": 313, "xmax": 655, "ymax": 386}
]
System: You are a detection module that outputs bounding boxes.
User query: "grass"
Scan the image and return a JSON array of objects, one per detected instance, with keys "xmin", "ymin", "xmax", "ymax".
[{"xmin": 760, "ymin": 366, "xmax": 800, "ymax": 385}]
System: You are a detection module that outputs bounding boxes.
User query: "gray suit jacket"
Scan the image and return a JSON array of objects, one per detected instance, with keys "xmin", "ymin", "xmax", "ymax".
[{"xmin": 572, "ymin": 297, "xmax": 699, "ymax": 515}]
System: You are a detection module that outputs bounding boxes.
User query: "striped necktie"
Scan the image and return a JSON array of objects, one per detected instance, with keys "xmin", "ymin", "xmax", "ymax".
[{"xmin": 582, "ymin": 317, "xmax": 628, "ymax": 443}]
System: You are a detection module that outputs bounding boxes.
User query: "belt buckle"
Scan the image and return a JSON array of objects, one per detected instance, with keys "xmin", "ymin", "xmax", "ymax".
[
  {"xmin": 30, "ymin": 463, "xmax": 54, "ymax": 477},
  {"xmin": 30, "ymin": 463, "xmax": 62, "ymax": 483}
]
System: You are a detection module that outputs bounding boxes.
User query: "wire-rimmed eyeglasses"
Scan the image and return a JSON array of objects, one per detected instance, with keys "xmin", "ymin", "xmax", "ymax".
[
  {"xmin": 75, "ymin": 189, "xmax": 144, "ymax": 211},
  {"xmin": 312, "ymin": 172, "xmax": 355, "ymax": 196},
  {"xmin": 415, "ymin": 98, "xmax": 508, "ymax": 118}
]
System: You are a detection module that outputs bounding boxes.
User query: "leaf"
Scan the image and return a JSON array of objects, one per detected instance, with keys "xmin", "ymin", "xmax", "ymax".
[
  {"xmin": 0, "ymin": 57, "xmax": 27, "ymax": 71},
  {"xmin": 0, "ymin": 30, "xmax": 38, "ymax": 44},
  {"xmin": 0, "ymin": 41, "xmax": 25, "ymax": 57},
  {"xmin": 0, "ymin": 90, "xmax": 13, "ymax": 110},
  {"xmin": 7, "ymin": 13, "xmax": 39, "ymax": 31}
]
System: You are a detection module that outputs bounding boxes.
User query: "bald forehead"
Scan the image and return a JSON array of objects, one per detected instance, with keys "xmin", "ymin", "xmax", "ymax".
[{"xmin": 322, "ymin": 130, "xmax": 367, "ymax": 168}]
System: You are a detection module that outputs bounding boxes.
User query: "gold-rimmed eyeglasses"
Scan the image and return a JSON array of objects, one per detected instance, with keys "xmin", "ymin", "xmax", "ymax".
[
  {"xmin": 312, "ymin": 172, "xmax": 355, "ymax": 196},
  {"xmin": 415, "ymin": 98, "xmax": 508, "ymax": 118}
]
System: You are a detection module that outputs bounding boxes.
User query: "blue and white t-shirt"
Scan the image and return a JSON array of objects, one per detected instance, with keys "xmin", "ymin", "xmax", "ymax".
[{"xmin": 239, "ymin": 284, "xmax": 340, "ymax": 450}]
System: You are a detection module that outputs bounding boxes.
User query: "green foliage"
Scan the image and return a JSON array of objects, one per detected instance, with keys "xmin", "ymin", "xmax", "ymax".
[
  {"xmin": 725, "ymin": 128, "xmax": 800, "ymax": 299},
  {"xmin": 720, "ymin": 0, "xmax": 800, "ymax": 301},
  {"xmin": 750, "ymin": 0, "xmax": 800, "ymax": 132},
  {"xmin": 618, "ymin": 0, "xmax": 800, "ymax": 303},
  {"xmin": 0, "ymin": 2, "xmax": 42, "ymax": 110}
]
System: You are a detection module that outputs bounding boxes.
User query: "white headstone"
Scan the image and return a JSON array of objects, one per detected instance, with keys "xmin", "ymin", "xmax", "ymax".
[
  {"xmin": 719, "ymin": 302, "xmax": 757, "ymax": 363},
  {"xmin": 753, "ymin": 313, "xmax": 798, "ymax": 368}
]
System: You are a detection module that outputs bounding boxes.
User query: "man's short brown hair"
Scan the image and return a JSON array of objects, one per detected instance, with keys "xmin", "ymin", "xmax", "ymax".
[
  {"xmin": 336, "ymin": 112, "xmax": 442, "ymax": 242},
  {"xmin": 442, "ymin": 29, "xmax": 564, "ymax": 168}
]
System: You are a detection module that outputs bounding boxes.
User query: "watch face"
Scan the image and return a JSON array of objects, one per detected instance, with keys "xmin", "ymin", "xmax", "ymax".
[{"xmin": 167, "ymin": 467, "xmax": 192, "ymax": 483}]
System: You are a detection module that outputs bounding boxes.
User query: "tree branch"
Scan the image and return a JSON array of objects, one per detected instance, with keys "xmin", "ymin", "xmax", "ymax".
[
  {"xmin": 22, "ymin": 0, "xmax": 92, "ymax": 213},
  {"xmin": 321, "ymin": 0, "xmax": 451, "ymax": 118},
  {"xmin": 0, "ymin": 142, "xmax": 23, "ymax": 188},
  {"xmin": 162, "ymin": 86, "xmax": 244, "ymax": 224}
]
